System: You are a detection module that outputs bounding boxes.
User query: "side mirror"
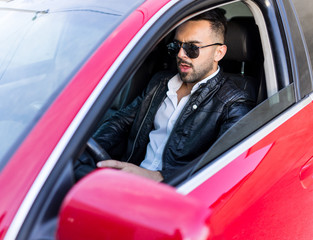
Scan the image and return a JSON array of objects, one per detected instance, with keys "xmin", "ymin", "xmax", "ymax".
[{"xmin": 56, "ymin": 169, "xmax": 212, "ymax": 240}]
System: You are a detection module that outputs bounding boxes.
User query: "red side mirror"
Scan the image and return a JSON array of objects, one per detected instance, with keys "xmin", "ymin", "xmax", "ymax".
[{"xmin": 56, "ymin": 169, "xmax": 212, "ymax": 240}]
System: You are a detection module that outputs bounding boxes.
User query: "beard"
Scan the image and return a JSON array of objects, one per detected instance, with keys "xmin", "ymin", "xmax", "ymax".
[{"xmin": 177, "ymin": 58, "xmax": 213, "ymax": 84}]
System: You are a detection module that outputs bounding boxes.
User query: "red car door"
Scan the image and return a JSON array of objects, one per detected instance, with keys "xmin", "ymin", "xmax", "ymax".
[
  {"xmin": 183, "ymin": 97, "xmax": 313, "ymax": 239},
  {"xmin": 177, "ymin": 0, "xmax": 313, "ymax": 238}
]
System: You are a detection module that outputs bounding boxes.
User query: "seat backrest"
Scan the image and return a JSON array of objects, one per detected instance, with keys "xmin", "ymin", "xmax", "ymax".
[
  {"xmin": 221, "ymin": 17, "xmax": 266, "ymax": 103},
  {"xmin": 223, "ymin": 17, "xmax": 263, "ymax": 74}
]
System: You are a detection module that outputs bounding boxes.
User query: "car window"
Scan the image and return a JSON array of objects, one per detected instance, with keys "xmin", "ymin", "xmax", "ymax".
[
  {"xmin": 165, "ymin": 0, "xmax": 297, "ymax": 185},
  {"xmin": 0, "ymin": 0, "xmax": 144, "ymax": 169},
  {"xmin": 104, "ymin": 1, "xmax": 263, "ymax": 114},
  {"xmin": 292, "ymin": 0, "xmax": 313, "ymax": 69},
  {"xmin": 72, "ymin": 0, "xmax": 295, "ymax": 186},
  {"xmin": 223, "ymin": 1, "xmax": 253, "ymax": 18},
  {"xmin": 279, "ymin": 0, "xmax": 313, "ymax": 98}
]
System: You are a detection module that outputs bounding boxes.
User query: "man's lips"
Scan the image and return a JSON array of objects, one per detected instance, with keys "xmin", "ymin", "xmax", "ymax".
[{"xmin": 179, "ymin": 63, "xmax": 192, "ymax": 72}]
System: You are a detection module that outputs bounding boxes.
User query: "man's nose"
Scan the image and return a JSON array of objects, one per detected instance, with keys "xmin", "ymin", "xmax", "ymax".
[{"xmin": 177, "ymin": 45, "xmax": 188, "ymax": 59}]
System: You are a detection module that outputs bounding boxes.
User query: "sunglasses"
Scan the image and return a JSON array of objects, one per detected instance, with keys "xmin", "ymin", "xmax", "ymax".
[{"xmin": 167, "ymin": 40, "xmax": 223, "ymax": 59}]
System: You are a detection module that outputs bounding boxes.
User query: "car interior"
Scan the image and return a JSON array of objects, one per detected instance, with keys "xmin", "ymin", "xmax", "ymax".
[
  {"xmin": 107, "ymin": 2, "xmax": 265, "ymax": 113},
  {"xmin": 87, "ymin": 1, "xmax": 267, "ymax": 184},
  {"xmin": 17, "ymin": 1, "xmax": 296, "ymax": 239}
]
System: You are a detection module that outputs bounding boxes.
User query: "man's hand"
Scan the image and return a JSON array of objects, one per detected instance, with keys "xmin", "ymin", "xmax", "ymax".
[{"xmin": 97, "ymin": 160, "xmax": 164, "ymax": 182}]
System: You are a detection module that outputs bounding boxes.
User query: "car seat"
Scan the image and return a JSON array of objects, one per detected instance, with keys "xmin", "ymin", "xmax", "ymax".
[{"xmin": 221, "ymin": 17, "xmax": 266, "ymax": 104}]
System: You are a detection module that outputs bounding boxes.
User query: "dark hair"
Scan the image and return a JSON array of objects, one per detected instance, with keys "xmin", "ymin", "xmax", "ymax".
[{"xmin": 190, "ymin": 8, "xmax": 227, "ymax": 41}]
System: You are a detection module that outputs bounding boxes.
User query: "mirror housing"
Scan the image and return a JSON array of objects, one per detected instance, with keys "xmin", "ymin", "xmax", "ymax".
[{"xmin": 56, "ymin": 169, "xmax": 212, "ymax": 240}]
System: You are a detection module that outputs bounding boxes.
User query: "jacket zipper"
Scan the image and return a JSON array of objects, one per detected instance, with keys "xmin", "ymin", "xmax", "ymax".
[{"xmin": 126, "ymin": 81, "xmax": 163, "ymax": 162}]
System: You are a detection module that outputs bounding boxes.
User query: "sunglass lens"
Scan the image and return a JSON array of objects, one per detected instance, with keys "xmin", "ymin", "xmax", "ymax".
[
  {"xmin": 167, "ymin": 42, "xmax": 200, "ymax": 58},
  {"xmin": 184, "ymin": 43, "xmax": 199, "ymax": 58},
  {"xmin": 167, "ymin": 42, "xmax": 180, "ymax": 57}
]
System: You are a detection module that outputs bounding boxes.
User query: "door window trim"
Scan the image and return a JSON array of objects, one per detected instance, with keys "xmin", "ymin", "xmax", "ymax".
[{"xmin": 245, "ymin": 0, "xmax": 278, "ymax": 97}]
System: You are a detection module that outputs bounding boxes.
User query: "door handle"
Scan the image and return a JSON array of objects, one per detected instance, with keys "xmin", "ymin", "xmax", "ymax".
[{"xmin": 300, "ymin": 156, "xmax": 313, "ymax": 190}]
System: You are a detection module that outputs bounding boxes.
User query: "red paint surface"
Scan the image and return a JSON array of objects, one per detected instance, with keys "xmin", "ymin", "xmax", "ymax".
[
  {"xmin": 188, "ymin": 102, "xmax": 313, "ymax": 239},
  {"xmin": 57, "ymin": 169, "xmax": 211, "ymax": 240}
]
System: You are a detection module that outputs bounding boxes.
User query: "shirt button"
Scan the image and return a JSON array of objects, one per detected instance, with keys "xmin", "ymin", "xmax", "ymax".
[{"xmin": 192, "ymin": 104, "xmax": 198, "ymax": 110}]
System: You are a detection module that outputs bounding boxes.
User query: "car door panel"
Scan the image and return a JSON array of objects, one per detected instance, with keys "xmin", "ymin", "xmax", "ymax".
[{"xmin": 183, "ymin": 96, "xmax": 313, "ymax": 238}]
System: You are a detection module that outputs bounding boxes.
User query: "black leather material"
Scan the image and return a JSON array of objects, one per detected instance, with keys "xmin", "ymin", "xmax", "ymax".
[
  {"xmin": 222, "ymin": 17, "xmax": 265, "ymax": 103},
  {"xmin": 224, "ymin": 17, "xmax": 262, "ymax": 62},
  {"xmin": 90, "ymin": 70, "xmax": 254, "ymax": 181}
]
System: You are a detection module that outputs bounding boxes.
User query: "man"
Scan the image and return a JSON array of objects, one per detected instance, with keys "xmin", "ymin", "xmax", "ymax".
[{"xmin": 75, "ymin": 9, "xmax": 254, "ymax": 182}]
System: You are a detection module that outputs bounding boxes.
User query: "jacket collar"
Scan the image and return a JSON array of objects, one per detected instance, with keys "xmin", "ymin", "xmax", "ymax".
[
  {"xmin": 189, "ymin": 68, "xmax": 225, "ymax": 106},
  {"xmin": 198, "ymin": 67, "xmax": 225, "ymax": 92}
]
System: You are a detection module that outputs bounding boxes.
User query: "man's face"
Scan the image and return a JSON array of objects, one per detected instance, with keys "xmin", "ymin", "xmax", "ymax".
[{"xmin": 174, "ymin": 20, "xmax": 224, "ymax": 84}]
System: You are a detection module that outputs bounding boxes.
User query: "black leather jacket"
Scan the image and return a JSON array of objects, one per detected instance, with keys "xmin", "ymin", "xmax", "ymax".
[{"xmin": 85, "ymin": 69, "xmax": 254, "ymax": 181}]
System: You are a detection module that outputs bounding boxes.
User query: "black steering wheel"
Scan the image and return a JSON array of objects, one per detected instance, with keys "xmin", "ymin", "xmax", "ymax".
[{"xmin": 86, "ymin": 137, "xmax": 111, "ymax": 162}]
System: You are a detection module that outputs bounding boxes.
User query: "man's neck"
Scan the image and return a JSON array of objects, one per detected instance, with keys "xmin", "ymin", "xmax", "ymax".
[
  {"xmin": 176, "ymin": 66, "xmax": 220, "ymax": 104},
  {"xmin": 177, "ymin": 82, "xmax": 192, "ymax": 104}
]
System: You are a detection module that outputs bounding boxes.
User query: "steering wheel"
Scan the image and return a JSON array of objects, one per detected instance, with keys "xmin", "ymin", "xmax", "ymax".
[{"xmin": 86, "ymin": 137, "xmax": 111, "ymax": 162}]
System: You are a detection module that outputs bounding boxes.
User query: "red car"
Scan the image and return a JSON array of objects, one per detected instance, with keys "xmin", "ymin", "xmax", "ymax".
[{"xmin": 1, "ymin": 0, "xmax": 313, "ymax": 239}]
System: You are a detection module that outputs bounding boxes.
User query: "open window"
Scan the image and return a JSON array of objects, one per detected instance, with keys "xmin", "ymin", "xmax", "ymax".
[
  {"xmin": 167, "ymin": 0, "xmax": 296, "ymax": 185},
  {"xmin": 82, "ymin": 0, "xmax": 295, "ymax": 186},
  {"xmin": 100, "ymin": 1, "xmax": 266, "ymax": 121}
]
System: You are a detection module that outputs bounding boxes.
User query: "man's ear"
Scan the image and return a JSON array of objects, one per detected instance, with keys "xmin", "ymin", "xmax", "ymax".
[{"xmin": 214, "ymin": 44, "xmax": 227, "ymax": 62}]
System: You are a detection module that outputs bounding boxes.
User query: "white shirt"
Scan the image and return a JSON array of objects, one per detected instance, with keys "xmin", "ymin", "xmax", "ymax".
[{"xmin": 140, "ymin": 68, "xmax": 220, "ymax": 171}]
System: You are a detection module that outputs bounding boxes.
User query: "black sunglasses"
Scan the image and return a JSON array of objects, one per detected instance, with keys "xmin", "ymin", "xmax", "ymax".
[{"xmin": 167, "ymin": 41, "xmax": 223, "ymax": 59}]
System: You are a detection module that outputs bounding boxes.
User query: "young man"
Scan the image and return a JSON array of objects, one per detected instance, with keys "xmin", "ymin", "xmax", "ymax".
[{"xmin": 75, "ymin": 9, "xmax": 254, "ymax": 182}]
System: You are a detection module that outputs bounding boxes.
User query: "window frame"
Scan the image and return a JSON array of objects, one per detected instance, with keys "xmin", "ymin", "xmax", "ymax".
[{"xmin": 277, "ymin": 0, "xmax": 313, "ymax": 100}]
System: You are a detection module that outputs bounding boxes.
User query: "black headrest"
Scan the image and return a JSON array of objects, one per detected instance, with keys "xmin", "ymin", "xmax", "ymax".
[{"xmin": 224, "ymin": 17, "xmax": 262, "ymax": 62}]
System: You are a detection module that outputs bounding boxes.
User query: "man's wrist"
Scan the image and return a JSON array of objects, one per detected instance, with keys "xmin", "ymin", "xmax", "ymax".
[{"xmin": 153, "ymin": 171, "xmax": 164, "ymax": 182}]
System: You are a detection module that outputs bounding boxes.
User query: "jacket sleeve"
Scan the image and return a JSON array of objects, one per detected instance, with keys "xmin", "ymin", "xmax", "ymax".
[
  {"xmin": 73, "ymin": 92, "xmax": 146, "ymax": 182},
  {"xmin": 218, "ymin": 99, "xmax": 254, "ymax": 137},
  {"xmin": 73, "ymin": 93, "xmax": 145, "ymax": 182},
  {"xmin": 74, "ymin": 151, "xmax": 97, "ymax": 181},
  {"xmin": 74, "ymin": 71, "xmax": 173, "ymax": 181},
  {"xmin": 93, "ymin": 93, "xmax": 145, "ymax": 158},
  {"xmin": 93, "ymin": 71, "xmax": 172, "ymax": 158}
]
